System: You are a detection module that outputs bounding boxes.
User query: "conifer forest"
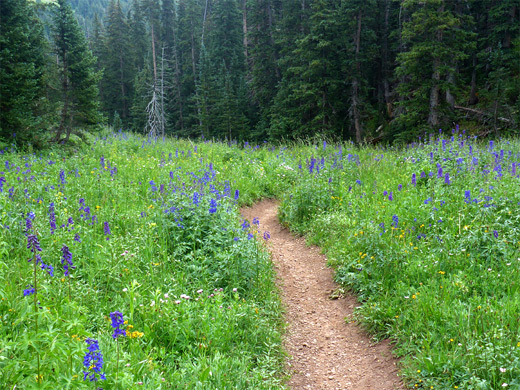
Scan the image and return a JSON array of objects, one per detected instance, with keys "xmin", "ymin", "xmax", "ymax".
[{"xmin": 1, "ymin": 0, "xmax": 519, "ymax": 146}]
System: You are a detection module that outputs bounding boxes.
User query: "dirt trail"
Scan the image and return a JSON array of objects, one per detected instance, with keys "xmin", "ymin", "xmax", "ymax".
[{"xmin": 242, "ymin": 199, "xmax": 403, "ymax": 390}]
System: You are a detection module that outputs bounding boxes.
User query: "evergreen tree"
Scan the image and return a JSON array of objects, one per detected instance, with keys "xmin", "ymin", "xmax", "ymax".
[
  {"xmin": 101, "ymin": 0, "xmax": 134, "ymax": 125},
  {"xmin": 270, "ymin": 0, "xmax": 347, "ymax": 139},
  {"xmin": 395, "ymin": 0, "xmax": 475, "ymax": 137},
  {"xmin": 247, "ymin": 0, "xmax": 281, "ymax": 138},
  {"xmin": 52, "ymin": 0, "xmax": 103, "ymax": 143},
  {"xmin": 196, "ymin": 0, "xmax": 249, "ymax": 139},
  {"xmin": 0, "ymin": 0, "xmax": 48, "ymax": 144}
]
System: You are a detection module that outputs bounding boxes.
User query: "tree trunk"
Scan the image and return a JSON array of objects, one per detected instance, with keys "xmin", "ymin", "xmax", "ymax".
[
  {"xmin": 428, "ymin": 57, "xmax": 441, "ymax": 127},
  {"xmin": 469, "ymin": 54, "xmax": 478, "ymax": 105},
  {"xmin": 151, "ymin": 23, "xmax": 157, "ymax": 81},
  {"xmin": 428, "ymin": 5, "xmax": 444, "ymax": 128},
  {"xmin": 352, "ymin": 9, "xmax": 363, "ymax": 143},
  {"xmin": 242, "ymin": 0, "xmax": 248, "ymax": 63},
  {"xmin": 382, "ymin": 0, "xmax": 392, "ymax": 117},
  {"xmin": 446, "ymin": 66, "xmax": 456, "ymax": 109},
  {"xmin": 119, "ymin": 54, "xmax": 127, "ymax": 119},
  {"xmin": 171, "ymin": 29, "xmax": 184, "ymax": 131},
  {"xmin": 55, "ymin": 59, "xmax": 69, "ymax": 142}
]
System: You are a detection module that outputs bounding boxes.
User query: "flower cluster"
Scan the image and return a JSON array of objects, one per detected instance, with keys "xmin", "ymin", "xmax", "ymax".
[
  {"xmin": 103, "ymin": 221, "xmax": 111, "ymax": 240},
  {"xmin": 83, "ymin": 338, "xmax": 106, "ymax": 382},
  {"xmin": 27, "ymin": 234, "xmax": 42, "ymax": 253},
  {"xmin": 110, "ymin": 311, "xmax": 126, "ymax": 339},
  {"xmin": 60, "ymin": 245, "xmax": 75, "ymax": 277},
  {"xmin": 209, "ymin": 198, "xmax": 217, "ymax": 214}
]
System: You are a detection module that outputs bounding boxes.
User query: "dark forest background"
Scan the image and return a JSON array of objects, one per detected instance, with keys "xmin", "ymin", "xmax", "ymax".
[{"xmin": 1, "ymin": 0, "xmax": 519, "ymax": 146}]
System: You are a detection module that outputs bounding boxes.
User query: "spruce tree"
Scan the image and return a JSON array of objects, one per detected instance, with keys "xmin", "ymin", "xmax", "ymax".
[
  {"xmin": 395, "ymin": 0, "xmax": 475, "ymax": 136},
  {"xmin": 0, "ymin": 0, "xmax": 48, "ymax": 144},
  {"xmin": 101, "ymin": 0, "xmax": 134, "ymax": 126},
  {"xmin": 52, "ymin": 0, "xmax": 102, "ymax": 143}
]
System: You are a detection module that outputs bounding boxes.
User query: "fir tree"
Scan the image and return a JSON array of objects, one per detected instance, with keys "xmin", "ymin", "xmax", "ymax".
[
  {"xmin": 0, "ymin": 0, "xmax": 48, "ymax": 144},
  {"xmin": 395, "ymin": 0, "xmax": 475, "ymax": 136},
  {"xmin": 52, "ymin": 0, "xmax": 102, "ymax": 143}
]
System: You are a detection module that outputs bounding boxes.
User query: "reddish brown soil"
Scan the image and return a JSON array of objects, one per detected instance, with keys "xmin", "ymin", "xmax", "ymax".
[{"xmin": 242, "ymin": 199, "xmax": 404, "ymax": 390}]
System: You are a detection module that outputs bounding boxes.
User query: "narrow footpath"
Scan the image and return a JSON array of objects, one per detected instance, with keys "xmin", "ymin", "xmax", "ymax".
[{"xmin": 242, "ymin": 199, "xmax": 404, "ymax": 390}]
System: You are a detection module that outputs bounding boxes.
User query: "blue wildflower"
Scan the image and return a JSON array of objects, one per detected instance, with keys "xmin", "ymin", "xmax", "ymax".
[
  {"xmin": 74, "ymin": 233, "xmax": 81, "ymax": 243},
  {"xmin": 59, "ymin": 170, "xmax": 66, "ymax": 186},
  {"xmin": 23, "ymin": 284, "xmax": 35, "ymax": 296},
  {"xmin": 109, "ymin": 311, "xmax": 126, "ymax": 339},
  {"xmin": 252, "ymin": 217, "xmax": 260, "ymax": 226},
  {"xmin": 27, "ymin": 234, "xmax": 42, "ymax": 253},
  {"xmin": 493, "ymin": 230, "xmax": 498, "ymax": 239},
  {"xmin": 234, "ymin": 190, "xmax": 239, "ymax": 201},
  {"xmin": 444, "ymin": 173, "xmax": 451, "ymax": 185},
  {"xmin": 464, "ymin": 190, "xmax": 471, "ymax": 204},
  {"xmin": 263, "ymin": 231, "xmax": 270, "ymax": 240},
  {"xmin": 83, "ymin": 338, "xmax": 106, "ymax": 382},
  {"xmin": 388, "ymin": 192, "xmax": 394, "ymax": 201},
  {"xmin": 60, "ymin": 245, "xmax": 75, "ymax": 277},
  {"xmin": 391, "ymin": 215, "xmax": 399, "ymax": 228},
  {"xmin": 48, "ymin": 203, "xmax": 56, "ymax": 235},
  {"xmin": 209, "ymin": 198, "xmax": 217, "ymax": 214},
  {"xmin": 103, "ymin": 222, "xmax": 111, "ymax": 240},
  {"xmin": 192, "ymin": 192, "xmax": 201, "ymax": 206}
]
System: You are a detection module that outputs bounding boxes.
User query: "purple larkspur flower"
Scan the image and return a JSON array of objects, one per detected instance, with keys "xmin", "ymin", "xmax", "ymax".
[
  {"xmin": 234, "ymin": 190, "xmax": 239, "ymax": 201},
  {"xmin": 23, "ymin": 284, "xmax": 35, "ymax": 296},
  {"xmin": 109, "ymin": 311, "xmax": 126, "ymax": 339},
  {"xmin": 252, "ymin": 217, "xmax": 260, "ymax": 226},
  {"xmin": 209, "ymin": 198, "xmax": 217, "ymax": 214},
  {"xmin": 59, "ymin": 169, "xmax": 66, "ymax": 185},
  {"xmin": 83, "ymin": 338, "xmax": 106, "ymax": 382},
  {"xmin": 103, "ymin": 222, "xmax": 111, "ymax": 240},
  {"xmin": 27, "ymin": 234, "xmax": 42, "ymax": 253},
  {"xmin": 60, "ymin": 245, "xmax": 75, "ymax": 277},
  {"xmin": 388, "ymin": 192, "xmax": 394, "ymax": 201},
  {"xmin": 493, "ymin": 230, "xmax": 499, "ymax": 239},
  {"xmin": 445, "ymin": 173, "xmax": 451, "ymax": 185},
  {"xmin": 192, "ymin": 192, "xmax": 200, "ymax": 206},
  {"xmin": 263, "ymin": 231, "xmax": 270, "ymax": 240},
  {"xmin": 391, "ymin": 215, "xmax": 399, "ymax": 228}
]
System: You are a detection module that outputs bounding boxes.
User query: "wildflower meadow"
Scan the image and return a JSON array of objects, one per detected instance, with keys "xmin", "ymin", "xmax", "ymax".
[{"xmin": 1, "ymin": 129, "xmax": 520, "ymax": 389}]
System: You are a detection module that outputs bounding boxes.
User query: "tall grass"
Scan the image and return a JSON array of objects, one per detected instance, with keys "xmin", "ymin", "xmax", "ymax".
[
  {"xmin": 279, "ymin": 132, "xmax": 520, "ymax": 389},
  {"xmin": 0, "ymin": 132, "xmax": 286, "ymax": 389}
]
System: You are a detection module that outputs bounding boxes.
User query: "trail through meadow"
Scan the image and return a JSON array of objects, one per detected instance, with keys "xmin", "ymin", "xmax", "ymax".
[{"xmin": 242, "ymin": 199, "xmax": 404, "ymax": 390}]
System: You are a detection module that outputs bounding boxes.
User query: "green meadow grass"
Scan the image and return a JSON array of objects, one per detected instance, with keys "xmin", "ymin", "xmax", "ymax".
[
  {"xmin": 0, "ymin": 133, "xmax": 287, "ymax": 389},
  {"xmin": 278, "ymin": 135, "xmax": 520, "ymax": 390},
  {"xmin": 1, "ymin": 130, "xmax": 519, "ymax": 389}
]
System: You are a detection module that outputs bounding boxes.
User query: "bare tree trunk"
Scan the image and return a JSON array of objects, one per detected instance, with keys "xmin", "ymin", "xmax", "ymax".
[
  {"xmin": 120, "ymin": 54, "xmax": 127, "ymax": 119},
  {"xmin": 55, "ymin": 61, "xmax": 69, "ymax": 142},
  {"xmin": 172, "ymin": 41, "xmax": 184, "ymax": 131},
  {"xmin": 242, "ymin": 0, "xmax": 248, "ymax": 63},
  {"xmin": 151, "ymin": 23, "xmax": 157, "ymax": 81},
  {"xmin": 352, "ymin": 9, "xmax": 363, "ymax": 143},
  {"xmin": 469, "ymin": 54, "xmax": 478, "ymax": 105},
  {"xmin": 446, "ymin": 66, "xmax": 456, "ymax": 109},
  {"xmin": 160, "ymin": 46, "xmax": 165, "ymax": 137},
  {"xmin": 382, "ymin": 0, "xmax": 392, "ymax": 117},
  {"xmin": 428, "ymin": 57, "xmax": 441, "ymax": 127},
  {"xmin": 267, "ymin": 2, "xmax": 280, "ymax": 80},
  {"xmin": 428, "ymin": 5, "xmax": 444, "ymax": 128}
]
